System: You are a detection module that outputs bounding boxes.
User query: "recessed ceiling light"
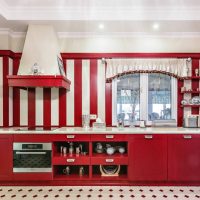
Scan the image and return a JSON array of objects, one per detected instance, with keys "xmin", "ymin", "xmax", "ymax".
[
  {"xmin": 99, "ymin": 23, "xmax": 104, "ymax": 29},
  {"xmin": 153, "ymin": 23, "xmax": 159, "ymax": 30}
]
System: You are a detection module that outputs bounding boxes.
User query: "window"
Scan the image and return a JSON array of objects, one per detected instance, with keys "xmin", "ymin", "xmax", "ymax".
[{"xmin": 112, "ymin": 73, "xmax": 177, "ymax": 126}]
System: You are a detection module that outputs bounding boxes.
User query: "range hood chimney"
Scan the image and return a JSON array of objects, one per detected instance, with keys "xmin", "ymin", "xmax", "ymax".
[{"xmin": 7, "ymin": 25, "xmax": 70, "ymax": 90}]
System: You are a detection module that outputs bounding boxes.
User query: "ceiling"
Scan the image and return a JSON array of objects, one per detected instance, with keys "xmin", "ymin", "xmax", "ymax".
[{"xmin": 1, "ymin": 0, "xmax": 200, "ymax": 37}]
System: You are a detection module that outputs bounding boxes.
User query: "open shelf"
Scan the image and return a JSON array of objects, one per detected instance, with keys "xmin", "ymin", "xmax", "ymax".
[
  {"xmin": 54, "ymin": 174, "xmax": 89, "ymax": 180},
  {"xmin": 181, "ymin": 91, "xmax": 200, "ymax": 94},
  {"xmin": 181, "ymin": 105, "xmax": 200, "ymax": 107}
]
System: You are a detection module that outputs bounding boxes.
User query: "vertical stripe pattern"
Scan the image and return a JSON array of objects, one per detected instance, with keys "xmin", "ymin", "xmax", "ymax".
[
  {"xmin": 66, "ymin": 60, "xmax": 74, "ymax": 126},
  {"xmin": 35, "ymin": 88, "xmax": 43, "ymax": 126},
  {"xmin": 82, "ymin": 60, "xmax": 90, "ymax": 115},
  {"xmin": 97, "ymin": 59, "xmax": 106, "ymax": 122},
  {"xmin": 51, "ymin": 88, "xmax": 59, "ymax": 126},
  {"xmin": 20, "ymin": 89, "xmax": 28, "ymax": 126},
  {"xmin": 0, "ymin": 57, "xmax": 3, "ymax": 126},
  {"xmin": 9, "ymin": 58, "xmax": 13, "ymax": 126}
]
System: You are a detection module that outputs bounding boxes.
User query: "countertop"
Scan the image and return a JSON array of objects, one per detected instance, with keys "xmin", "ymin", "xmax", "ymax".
[{"xmin": 0, "ymin": 127, "xmax": 200, "ymax": 134}]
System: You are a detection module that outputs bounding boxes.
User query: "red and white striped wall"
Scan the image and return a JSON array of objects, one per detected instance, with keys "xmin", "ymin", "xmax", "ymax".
[
  {"xmin": 0, "ymin": 57, "xmax": 110, "ymax": 127},
  {"xmin": 0, "ymin": 52, "xmax": 200, "ymax": 127}
]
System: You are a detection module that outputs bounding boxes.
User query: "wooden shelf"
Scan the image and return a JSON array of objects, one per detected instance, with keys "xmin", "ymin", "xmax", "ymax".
[
  {"xmin": 181, "ymin": 91, "xmax": 200, "ymax": 94},
  {"xmin": 92, "ymin": 153, "xmax": 128, "ymax": 157},
  {"xmin": 7, "ymin": 75, "xmax": 71, "ymax": 90},
  {"xmin": 92, "ymin": 174, "xmax": 128, "ymax": 180},
  {"xmin": 54, "ymin": 174, "xmax": 89, "ymax": 180},
  {"xmin": 181, "ymin": 105, "xmax": 200, "ymax": 107}
]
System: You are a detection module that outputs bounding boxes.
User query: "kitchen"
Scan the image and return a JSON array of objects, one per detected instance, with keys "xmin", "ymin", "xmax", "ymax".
[{"xmin": 1, "ymin": 0, "xmax": 200, "ymax": 199}]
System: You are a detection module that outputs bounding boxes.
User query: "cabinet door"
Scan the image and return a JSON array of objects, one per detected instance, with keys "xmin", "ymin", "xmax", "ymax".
[
  {"xmin": 168, "ymin": 134, "xmax": 200, "ymax": 181},
  {"xmin": 0, "ymin": 135, "xmax": 13, "ymax": 180},
  {"xmin": 129, "ymin": 134, "xmax": 167, "ymax": 181}
]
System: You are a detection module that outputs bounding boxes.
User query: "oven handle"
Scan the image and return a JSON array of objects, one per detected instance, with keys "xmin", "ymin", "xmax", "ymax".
[{"xmin": 16, "ymin": 152, "xmax": 47, "ymax": 155}]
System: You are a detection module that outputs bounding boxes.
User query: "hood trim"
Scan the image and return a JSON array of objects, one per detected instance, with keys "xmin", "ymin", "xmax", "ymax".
[{"xmin": 7, "ymin": 75, "xmax": 71, "ymax": 90}]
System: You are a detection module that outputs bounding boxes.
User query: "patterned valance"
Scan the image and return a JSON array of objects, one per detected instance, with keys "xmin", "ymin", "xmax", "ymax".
[{"xmin": 106, "ymin": 58, "xmax": 191, "ymax": 82}]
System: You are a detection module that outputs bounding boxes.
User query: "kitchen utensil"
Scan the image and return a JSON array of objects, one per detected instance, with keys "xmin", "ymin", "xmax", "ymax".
[{"xmin": 118, "ymin": 147, "xmax": 125, "ymax": 154}]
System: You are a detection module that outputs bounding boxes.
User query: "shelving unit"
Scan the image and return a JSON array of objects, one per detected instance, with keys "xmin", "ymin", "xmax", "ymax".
[{"xmin": 52, "ymin": 134, "xmax": 129, "ymax": 181}]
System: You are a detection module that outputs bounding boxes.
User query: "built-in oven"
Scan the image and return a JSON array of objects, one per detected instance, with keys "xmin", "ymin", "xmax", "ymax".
[{"xmin": 13, "ymin": 143, "xmax": 52, "ymax": 172}]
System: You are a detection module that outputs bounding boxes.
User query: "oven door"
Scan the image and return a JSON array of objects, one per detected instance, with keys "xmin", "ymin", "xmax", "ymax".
[{"xmin": 13, "ymin": 143, "xmax": 52, "ymax": 172}]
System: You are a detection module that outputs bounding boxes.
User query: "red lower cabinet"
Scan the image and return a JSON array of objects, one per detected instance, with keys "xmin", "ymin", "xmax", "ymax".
[
  {"xmin": 129, "ymin": 134, "xmax": 167, "ymax": 181},
  {"xmin": 168, "ymin": 134, "xmax": 200, "ymax": 181},
  {"xmin": 0, "ymin": 135, "xmax": 13, "ymax": 180}
]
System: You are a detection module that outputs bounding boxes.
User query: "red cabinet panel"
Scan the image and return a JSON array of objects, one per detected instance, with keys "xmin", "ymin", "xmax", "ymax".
[
  {"xmin": 129, "ymin": 134, "xmax": 167, "ymax": 181},
  {"xmin": 91, "ymin": 156, "xmax": 128, "ymax": 165},
  {"xmin": 14, "ymin": 134, "xmax": 52, "ymax": 142},
  {"xmin": 52, "ymin": 134, "xmax": 90, "ymax": 141},
  {"xmin": 168, "ymin": 134, "xmax": 200, "ymax": 181},
  {"xmin": 53, "ymin": 155, "xmax": 90, "ymax": 165},
  {"xmin": 0, "ymin": 135, "xmax": 13, "ymax": 180},
  {"xmin": 91, "ymin": 134, "xmax": 129, "ymax": 141}
]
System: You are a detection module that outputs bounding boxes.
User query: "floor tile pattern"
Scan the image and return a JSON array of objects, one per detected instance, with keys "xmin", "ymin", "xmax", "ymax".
[{"xmin": 0, "ymin": 186, "xmax": 200, "ymax": 200}]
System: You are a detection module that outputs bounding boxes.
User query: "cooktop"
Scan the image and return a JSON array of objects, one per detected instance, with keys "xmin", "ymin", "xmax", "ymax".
[{"xmin": 15, "ymin": 127, "xmax": 58, "ymax": 131}]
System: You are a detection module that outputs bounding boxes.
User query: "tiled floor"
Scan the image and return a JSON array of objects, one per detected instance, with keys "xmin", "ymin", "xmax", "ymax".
[{"xmin": 0, "ymin": 186, "xmax": 200, "ymax": 200}]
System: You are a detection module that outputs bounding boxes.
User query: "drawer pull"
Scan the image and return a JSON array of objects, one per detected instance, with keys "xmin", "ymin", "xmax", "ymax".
[
  {"xmin": 145, "ymin": 135, "xmax": 153, "ymax": 139},
  {"xmin": 106, "ymin": 135, "xmax": 114, "ymax": 139},
  {"xmin": 183, "ymin": 135, "xmax": 192, "ymax": 139},
  {"xmin": 67, "ymin": 159, "xmax": 75, "ymax": 163},
  {"xmin": 105, "ymin": 159, "xmax": 114, "ymax": 163},
  {"xmin": 67, "ymin": 135, "xmax": 75, "ymax": 139}
]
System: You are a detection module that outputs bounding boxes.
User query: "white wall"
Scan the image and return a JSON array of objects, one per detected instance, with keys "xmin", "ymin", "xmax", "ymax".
[{"xmin": 1, "ymin": 34, "xmax": 200, "ymax": 52}]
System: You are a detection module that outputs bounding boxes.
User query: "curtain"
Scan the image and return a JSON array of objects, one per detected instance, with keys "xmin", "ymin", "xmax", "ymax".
[{"xmin": 106, "ymin": 58, "xmax": 191, "ymax": 82}]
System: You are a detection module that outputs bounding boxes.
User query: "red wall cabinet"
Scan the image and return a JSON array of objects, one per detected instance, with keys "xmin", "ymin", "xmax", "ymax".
[
  {"xmin": 0, "ymin": 135, "xmax": 13, "ymax": 180},
  {"xmin": 129, "ymin": 134, "xmax": 167, "ymax": 181},
  {"xmin": 168, "ymin": 134, "xmax": 200, "ymax": 181}
]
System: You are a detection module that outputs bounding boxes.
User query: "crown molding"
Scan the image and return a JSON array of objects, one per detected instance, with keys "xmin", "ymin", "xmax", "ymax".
[{"xmin": 1, "ymin": 28, "xmax": 200, "ymax": 39}]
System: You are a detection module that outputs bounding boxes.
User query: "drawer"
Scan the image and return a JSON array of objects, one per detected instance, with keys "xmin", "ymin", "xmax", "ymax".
[
  {"xmin": 52, "ymin": 134, "xmax": 90, "ymax": 141},
  {"xmin": 14, "ymin": 134, "xmax": 52, "ymax": 142},
  {"xmin": 53, "ymin": 156, "xmax": 90, "ymax": 165},
  {"xmin": 91, "ymin": 134, "xmax": 128, "ymax": 141},
  {"xmin": 91, "ymin": 157, "xmax": 128, "ymax": 165}
]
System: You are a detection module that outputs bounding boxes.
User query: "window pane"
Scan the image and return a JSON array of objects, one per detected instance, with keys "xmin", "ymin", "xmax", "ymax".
[
  {"xmin": 117, "ymin": 74, "xmax": 140, "ymax": 124},
  {"xmin": 148, "ymin": 73, "xmax": 171, "ymax": 121}
]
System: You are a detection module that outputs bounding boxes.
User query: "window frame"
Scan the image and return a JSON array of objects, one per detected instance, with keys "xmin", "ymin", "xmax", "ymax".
[{"xmin": 112, "ymin": 73, "xmax": 177, "ymax": 126}]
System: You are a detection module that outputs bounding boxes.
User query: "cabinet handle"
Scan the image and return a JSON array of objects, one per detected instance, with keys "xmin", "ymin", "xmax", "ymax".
[
  {"xmin": 67, "ymin": 159, "xmax": 75, "ymax": 163},
  {"xmin": 183, "ymin": 135, "xmax": 192, "ymax": 139},
  {"xmin": 144, "ymin": 135, "xmax": 153, "ymax": 139},
  {"xmin": 105, "ymin": 159, "xmax": 114, "ymax": 163},
  {"xmin": 106, "ymin": 135, "xmax": 114, "ymax": 139},
  {"xmin": 67, "ymin": 135, "xmax": 75, "ymax": 139}
]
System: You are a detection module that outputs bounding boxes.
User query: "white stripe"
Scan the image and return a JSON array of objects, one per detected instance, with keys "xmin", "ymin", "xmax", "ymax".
[
  {"xmin": 184, "ymin": 80, "xmax": 191, "ymax": 116},
  {"xmin": 82, "ymin": 60, "xmax": 90, "ymax": 115},
  {"xmin": 97, "ymin": 59, "xmax": 105, "ymax": 122},
  {"xmin": 35, "ymin": 88, "xmax": 43, "ymax": 126},
  {"xmin": 0, "ymin": 57, "xmax": 3, "ymax": 126},
  {"xmin": 9, "ymin": 58, "xmax": 13, "ymax": 126},
  {"xmin": 51, "ymin": 88, "xmax": 59, "ymax": 126},
  {"xmin": 66, "ymin": 60, "xmax": 74, "ymax": 126},
  {"xmin": 20, "ymin": 89, "xmax": 28, "ymax": 126}
]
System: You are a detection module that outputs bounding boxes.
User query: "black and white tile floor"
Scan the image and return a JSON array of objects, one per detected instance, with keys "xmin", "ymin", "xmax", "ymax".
[{"xmin": 0, "ymin": 186, "xmax": 200, "ymax": 200}]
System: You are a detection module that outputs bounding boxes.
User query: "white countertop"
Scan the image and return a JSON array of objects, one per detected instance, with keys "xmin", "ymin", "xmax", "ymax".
[{"xmin": 0, "ymin": 127, "xmax": 200, "ymax": 134}]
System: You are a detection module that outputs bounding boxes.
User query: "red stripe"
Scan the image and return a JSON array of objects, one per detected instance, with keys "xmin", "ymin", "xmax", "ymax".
[
  {"xmin": 74, "ymin": 59, "xmax": 82, "ymax": 126},
  {"xmin": 191, "ymin": 59, "xmax": 199, "ymax": 115},
  {"xmin": 90, "ymin": 59, "xmax": 97, "ymax": 125},
  {"xmin": 3, "ymin": 56, "xmax": 9, "ymax": 127},
  {"xmin": 59, "ymin": 59, "xmax": 67, "ymax": 127},
  {"xmin": 43, "ymin": 88, "xmax": 51, "ymax": 127},
  {"xmin": 13, "ymin": 58, "xmax": 20, "ymax": 126},
  {"xmin": 106, "ymin": 82, "xmax": 112, "ymax": 126},
  {"xmin": 177, "ymin": 80, "xmax": 184, "ymax": 127},
  {"xmin": 28, "ymin": 88, "xmax": 35, "ymax": 127}
]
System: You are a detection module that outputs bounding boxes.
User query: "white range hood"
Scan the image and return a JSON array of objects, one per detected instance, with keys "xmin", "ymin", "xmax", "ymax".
[{"xmin": 7, "ymin": 25, "xmax": 70, "ymax": 90}]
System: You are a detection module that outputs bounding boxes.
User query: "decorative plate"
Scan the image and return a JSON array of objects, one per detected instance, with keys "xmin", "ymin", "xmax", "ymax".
[
  {"xmin": 181, "ymin": 99, "xmax": 188, "ymax": 105},
  {"xmin": 191, "ymin": 96, "xmax": 200, "ymax": 104}
]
